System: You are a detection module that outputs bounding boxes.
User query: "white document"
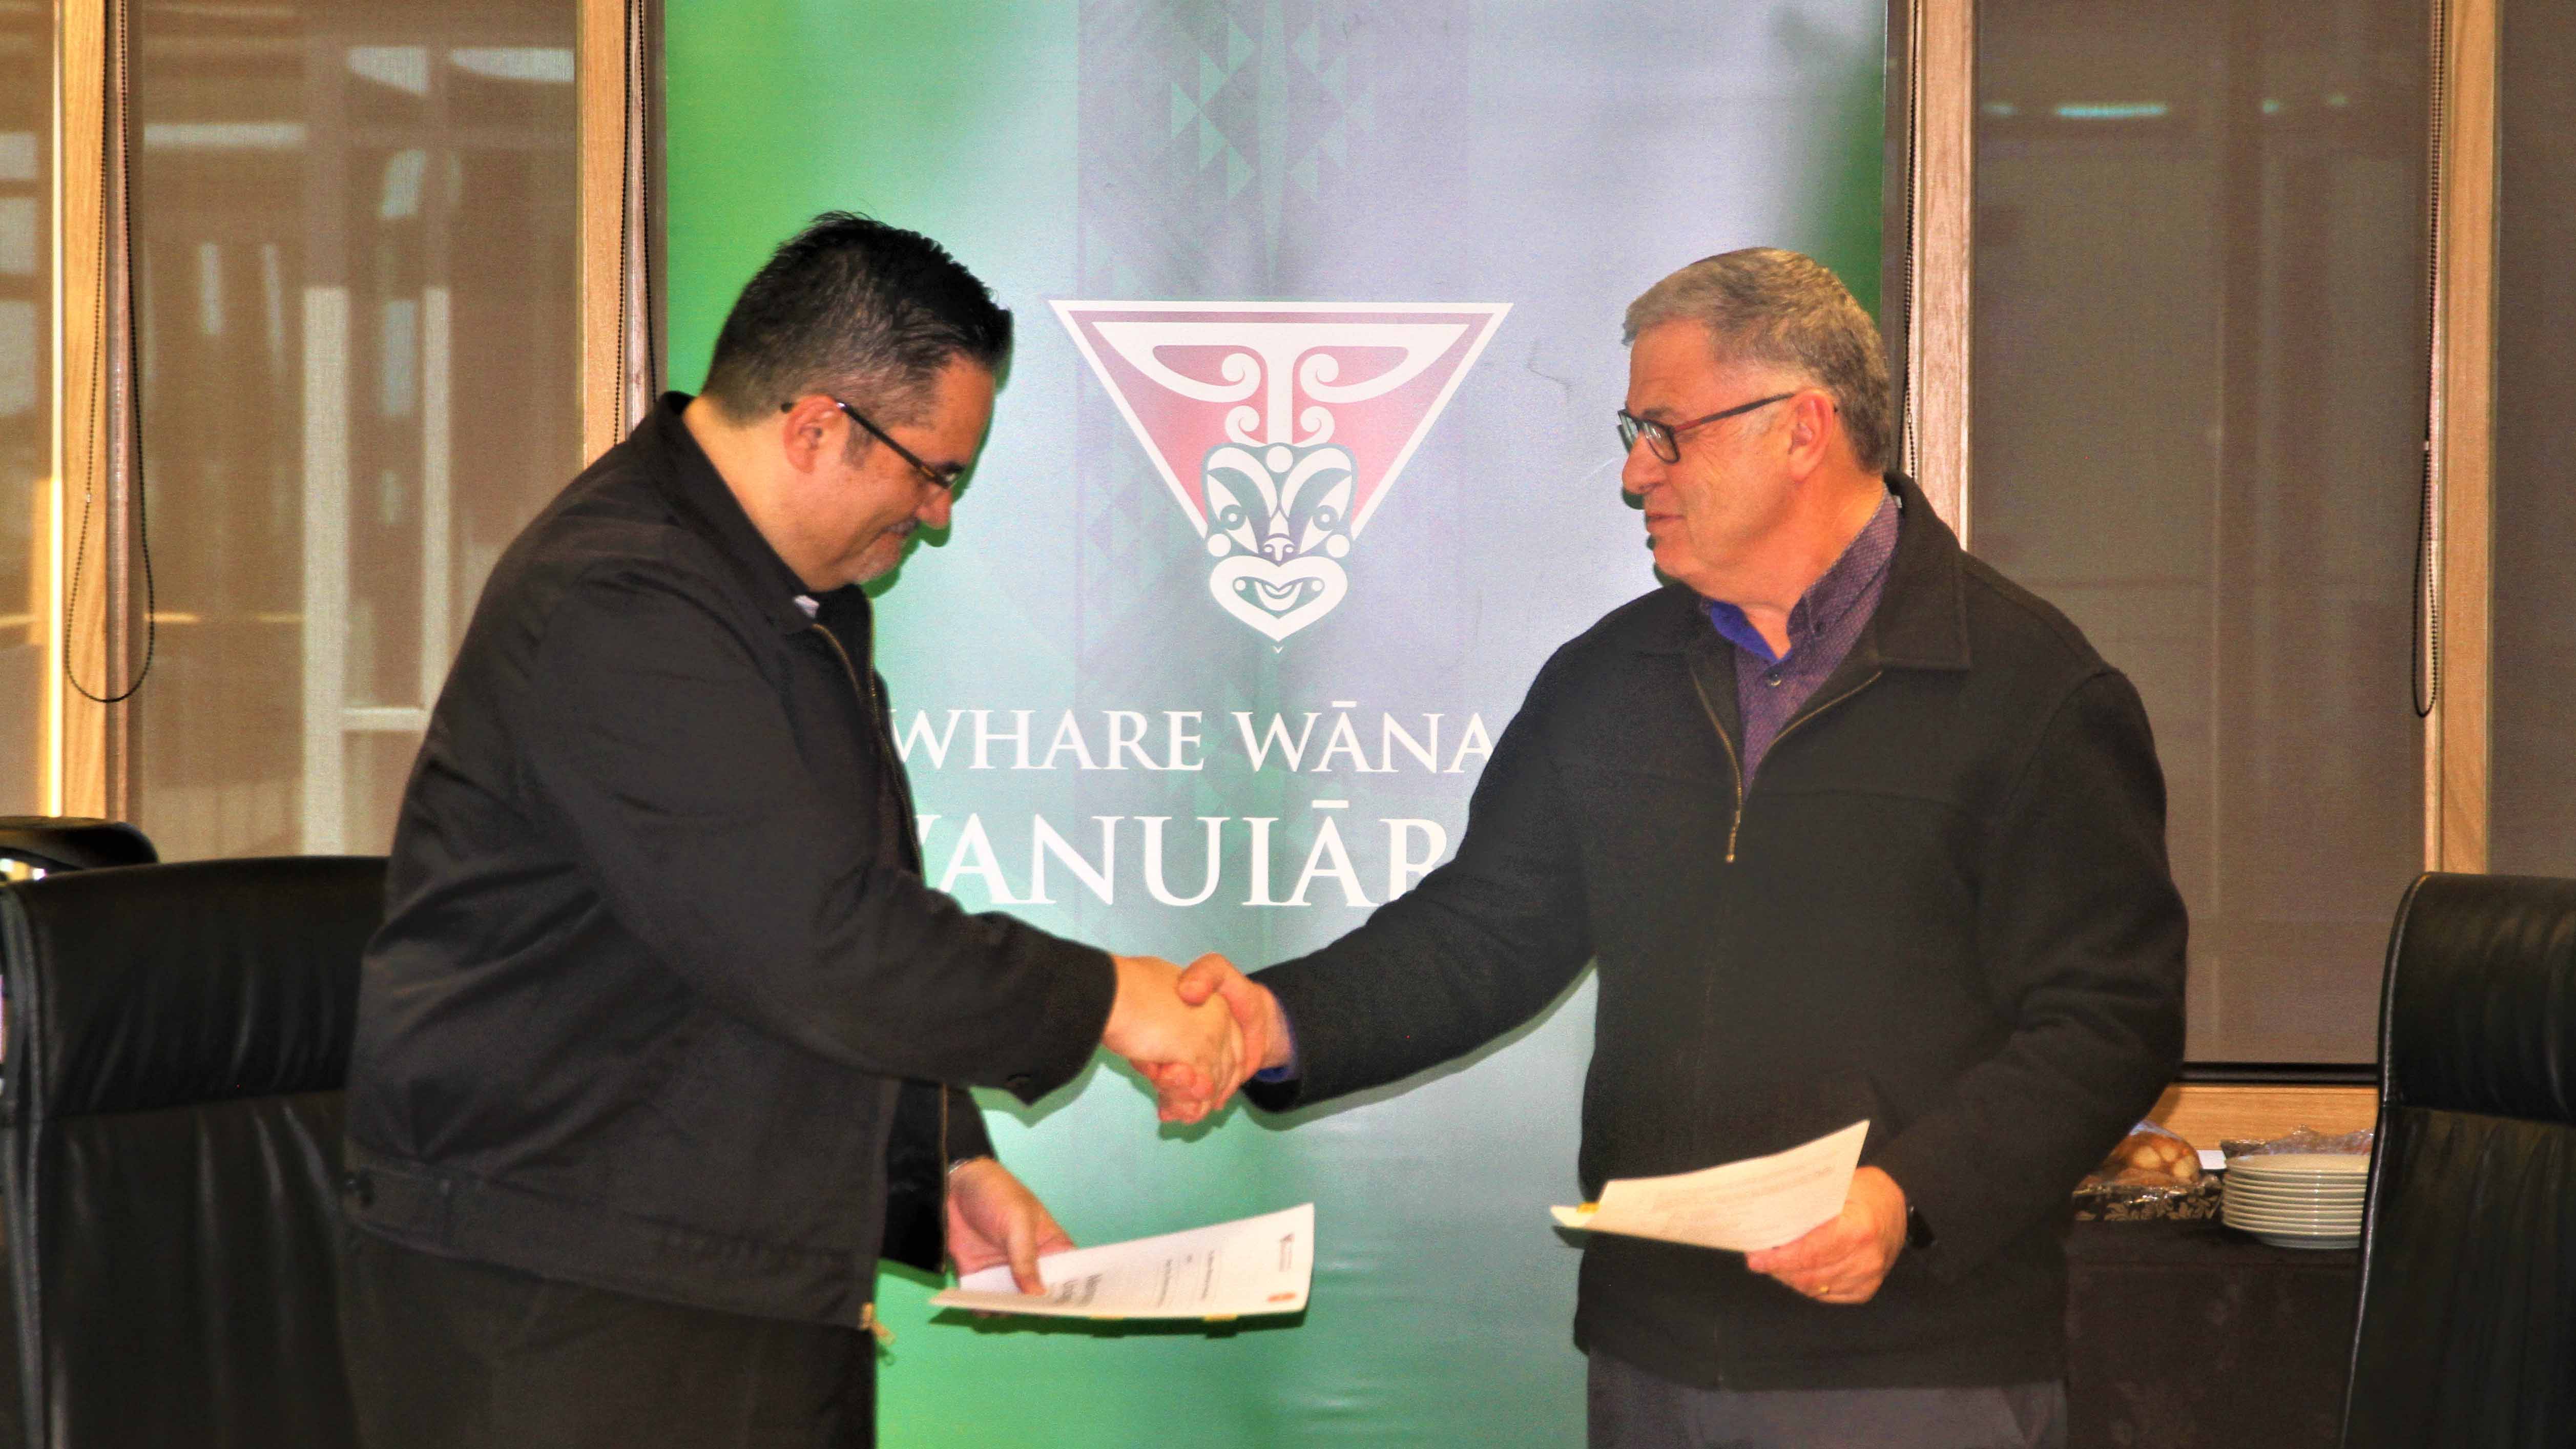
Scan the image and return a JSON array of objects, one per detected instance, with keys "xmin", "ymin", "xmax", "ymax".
[
  {"xmin": 1551, "ymin": 1120, "xmax": 1870, "ymax": 1254},
  {"xmin": 930, "ymin": 1203, "xmax": 1314, "ymax": 1321}
]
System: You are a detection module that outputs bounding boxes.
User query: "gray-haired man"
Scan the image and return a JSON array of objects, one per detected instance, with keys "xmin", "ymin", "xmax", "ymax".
[{"xmin": 1166, "ymin": 249, "xmax": 2187, "ymax": 1448}]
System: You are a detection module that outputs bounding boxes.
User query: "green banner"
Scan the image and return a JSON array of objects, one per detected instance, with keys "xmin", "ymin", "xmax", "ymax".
[{"xmin": 670, "ymin": 4, "xmax": 1883, "ymax": 1440}]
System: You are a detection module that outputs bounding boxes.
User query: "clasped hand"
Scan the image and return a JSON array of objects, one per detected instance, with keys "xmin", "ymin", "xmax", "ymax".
[
  {"xmin": 1100, "ymin": 954, "xmax": 1291, "ymax": 1123},
  {"xmin": 1741, "ymin": 1166, "xmax": 1909, "ymax": 1305}
]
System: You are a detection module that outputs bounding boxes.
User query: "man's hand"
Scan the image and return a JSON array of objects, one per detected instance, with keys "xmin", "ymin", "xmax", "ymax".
[
  {"xmin": 1176, "ymin": 952, "xmax": 1292, "ymax": 1078},
  {"xmin": 1742, "ymin": 1166, "xmax": 1909, "ymax": 1306},
  {"xmin": 944, "ymin": 1157, "xmax": 1073, "ymax": 1295},
  {"xmin": 1101, "ymin": 954, "xmax": 1243, "ymax": 1124},
  {"xmin": 1137, "ymin": 954, "xmax": 1293, "ymax": 1121}
]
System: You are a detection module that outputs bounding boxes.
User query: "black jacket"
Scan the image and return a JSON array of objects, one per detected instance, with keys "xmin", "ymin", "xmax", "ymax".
[
  {"xmin": 343, "ymin": 396, "xmax": 1116, "ymax": 1327},
  {"xmin": 1247, "ymin": 478, "xmax": 2186, "ymax": 1390}
]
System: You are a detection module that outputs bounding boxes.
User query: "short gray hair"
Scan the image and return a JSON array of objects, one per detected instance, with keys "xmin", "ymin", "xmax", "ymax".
[{"xmin": 1622, "ymin": 249, "xmax": 1893, "ymax": 474}]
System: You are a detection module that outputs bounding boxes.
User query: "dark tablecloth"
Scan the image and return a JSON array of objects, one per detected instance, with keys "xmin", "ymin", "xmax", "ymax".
[{"xmin": 2066, "ymin": 1217, "xmax": 2359, "ymax": 1449}]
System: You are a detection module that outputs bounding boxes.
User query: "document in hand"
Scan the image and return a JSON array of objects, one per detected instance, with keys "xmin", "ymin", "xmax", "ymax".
[
  {"xmin": 930, "ymin": 1203, "xmax": 1314, "ymax": 1321},
  {"xmin": 1551, "ymin": 1120, "xmax": 1870, "ymax": 1254}
]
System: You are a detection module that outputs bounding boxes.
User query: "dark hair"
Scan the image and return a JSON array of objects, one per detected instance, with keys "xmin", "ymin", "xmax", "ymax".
[{"xmin": 700, "ymin": 211, "xmax": 1012, "ymax": 427}]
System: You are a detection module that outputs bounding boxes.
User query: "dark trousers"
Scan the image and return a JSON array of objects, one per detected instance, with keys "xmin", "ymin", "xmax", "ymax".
[
  {"xmin": 339, "ymin": 1227, "xmax": 876, "ymax": 1449},
  {"xmin": 1588, "ymin": 1350, "xmax": 2067, "ymax": 1449}
]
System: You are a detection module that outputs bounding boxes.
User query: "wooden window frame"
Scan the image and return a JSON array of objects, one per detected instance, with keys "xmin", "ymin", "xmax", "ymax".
[
  {"xmin": 1897, "ymin": 0, "xmax": 2499, "ymax": 1136},
  {"xmin": 2425, "ymin": 0, "xmax": 2496, "ymax": 876},
  {"xmin": 39, "ymin": 0, "xmax": 657, "ymax": 824}
]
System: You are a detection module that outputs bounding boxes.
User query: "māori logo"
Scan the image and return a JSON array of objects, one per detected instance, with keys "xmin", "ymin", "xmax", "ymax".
[{"xmin": 1055, "ymin": 301, "xmax": 1509, "ymax": 643}]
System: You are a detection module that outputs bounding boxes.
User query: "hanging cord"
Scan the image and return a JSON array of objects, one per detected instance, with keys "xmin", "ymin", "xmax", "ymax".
[
  {"xmin": 613, "ymin": 2, "xmax": 629, "ymax": 422},
  {"xmin": 65, "ymin": 0, "xmax": 157, "ymax": 705},
  {"xmin": 1896, "ymin": 0, "xmax": 1924, "ymax": 479},
  {"xmin": 635, "ymin": 0, "xmax": 659, "ymax": 400},
  {"xmin": 2413, "ymin": 0, "xmax": 2445, "ymax": 721},
  {"xmin": 614, "ymin": 0, "xmax": 657, "ymax": 421},
  {"xmin": 2412, "ymin": 447, "xmax": 2439, "ymax": 718}
]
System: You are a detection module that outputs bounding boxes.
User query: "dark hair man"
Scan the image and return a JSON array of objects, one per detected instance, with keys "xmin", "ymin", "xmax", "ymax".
[
  {"xmin": 339, "ymin": 213, "xmax": 1241, "ymax": 1449},
  {"xmin": 1164, "ymin": 249, "xmax": 2186, "ymax": 1448}
]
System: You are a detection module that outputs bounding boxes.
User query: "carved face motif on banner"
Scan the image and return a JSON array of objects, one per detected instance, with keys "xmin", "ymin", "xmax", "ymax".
[{"xmin": 1056, "ymin": 303, "xmax": 1509, "ymax": 643}]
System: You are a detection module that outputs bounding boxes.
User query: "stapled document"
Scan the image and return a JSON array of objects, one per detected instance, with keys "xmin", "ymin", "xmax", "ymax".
[{"xmin": 930, "ymin": 1203, "xmax": 1314, "ymax": 1321}]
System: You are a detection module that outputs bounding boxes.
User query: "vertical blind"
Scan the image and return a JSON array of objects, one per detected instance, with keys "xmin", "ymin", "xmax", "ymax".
[
  {"xmin": 2490, "ymin": 0, "xmax": 2576, "ymax": 878},
  {"xmin": 1970, "ymin": 0, "xmax": 2432, "ymax": 1063},
  {"xmin": 126, "ymin": 0, "xmax": 583, "ymax": 860},
  {"xmin": 0, "ymin": 3, "xmax": 51, "ymax": 818}
]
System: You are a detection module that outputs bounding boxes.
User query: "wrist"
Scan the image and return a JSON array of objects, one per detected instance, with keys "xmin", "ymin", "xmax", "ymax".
[
  {"xmin": 1856, "ymin": 1166, "xmax": 1909, "ymax": 1253},
  {"xmin": 1102, "ymin": 955, "xmax": 1152, "ymax": 1047},
  {"xmin": 1256, "ymin": 988, "xmax": 1296, "ymax": 1071}
]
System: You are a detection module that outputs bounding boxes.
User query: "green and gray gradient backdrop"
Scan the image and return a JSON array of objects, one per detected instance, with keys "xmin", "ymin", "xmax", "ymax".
[{"xmin": 670, "ymin": 4, "xmax": 1882, "ymax": 1441}]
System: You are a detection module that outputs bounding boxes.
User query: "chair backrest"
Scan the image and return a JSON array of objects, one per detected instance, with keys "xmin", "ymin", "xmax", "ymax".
[
  {"xmin": 2342, "ymin": 871, "xmax": 2576, "ymax": 1448},
  {"xmin": 0, "ymin": 821, "xmax": 156, "ymax": 877},
  {"xmin": 0, "ymin": 857, "xmax": 384, "ymax": 1449}
]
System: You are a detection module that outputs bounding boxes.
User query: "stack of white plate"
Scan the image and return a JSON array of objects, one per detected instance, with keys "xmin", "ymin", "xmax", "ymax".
[{"xmin": 2220, "ymin": 1152, "xmax": 2370, "ymax": 1249}]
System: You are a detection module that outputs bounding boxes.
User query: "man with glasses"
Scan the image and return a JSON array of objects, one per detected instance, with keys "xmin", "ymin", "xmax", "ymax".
[
  {"xmin": 1162, "ymin": 249, "xmax": 2186, "ymax": 1447},
  {"xmin": 339, "ymin": 213, "xmax": 1243, "ymax": 1448}
]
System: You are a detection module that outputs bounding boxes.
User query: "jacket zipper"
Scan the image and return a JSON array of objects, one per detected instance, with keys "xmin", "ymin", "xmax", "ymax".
[
  {"xmin": 808, "ymin": 617, "xmax": 949, "ymax": 1336},
  {"xmin": 1685, "ymin": 668, "xmax": 1750, "ymax": 862},
  {"xmin": 1688, "ymin": 666, "xmax": 1884, "ymax": 863}
]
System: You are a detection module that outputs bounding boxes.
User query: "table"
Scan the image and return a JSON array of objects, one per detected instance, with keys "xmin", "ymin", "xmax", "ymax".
[{"xmin": 2065, "ymin": 1217, "xmax": 2359, "ymax": 1448}]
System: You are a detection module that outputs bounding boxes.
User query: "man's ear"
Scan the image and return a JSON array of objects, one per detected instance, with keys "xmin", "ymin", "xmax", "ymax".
[
  {"xmin": 777, "ymin": 395, "xmax": 843, "ymax": 475},
  {"xmin": 1783, "ymin": 390, "xmax": 1837, "ymax": 479}
]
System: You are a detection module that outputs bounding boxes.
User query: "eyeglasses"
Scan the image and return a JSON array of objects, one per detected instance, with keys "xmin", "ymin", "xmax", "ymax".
[
  {"xmin": 1615, "ymin": 392, "xmax": 1795, "ymax": 464},
  {"xmin": 821, "ymin": 396, "xmax": 961, "ymax": 490}
]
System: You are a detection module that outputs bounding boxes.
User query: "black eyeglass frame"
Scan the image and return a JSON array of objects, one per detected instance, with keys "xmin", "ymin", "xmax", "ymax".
[
  {"xmin": 1615, "ymin": 391, "xmax": 1797, "ymax": 464},
  {"xmin": 788, "ymin": 396, "xmax": 962, "ymax": 490}
]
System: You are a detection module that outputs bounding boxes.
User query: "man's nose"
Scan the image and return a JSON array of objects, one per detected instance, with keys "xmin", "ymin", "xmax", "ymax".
[
  {"xmin": 918, "ymin": 484, "xmax": 953, "ymax": 530},
  {"xmin": 1619, "ymin": 437, "xmax": 1661, "ymax": 504}
]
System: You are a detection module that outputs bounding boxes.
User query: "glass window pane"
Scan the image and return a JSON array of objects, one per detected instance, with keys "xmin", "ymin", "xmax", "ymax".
[
  {"xmin": 128, "ymin": 0, "xmax": 581, "ymax": 859},
  {"xmin": 0, "ymin": 2, "xmax": 51, "ymax": 817},
  {"xmin": 2490, "ymin": 0, "xmax": 2576, "ymax": 878},
  {"xmin": 1972, "ymin": 0, "xmax": 2429, "ymax": 1062}
]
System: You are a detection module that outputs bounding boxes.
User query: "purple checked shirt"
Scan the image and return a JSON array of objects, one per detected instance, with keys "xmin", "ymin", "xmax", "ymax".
[{"xmin": 1702, "ymin": 490, "xmax": 1902, "ymax": 782}]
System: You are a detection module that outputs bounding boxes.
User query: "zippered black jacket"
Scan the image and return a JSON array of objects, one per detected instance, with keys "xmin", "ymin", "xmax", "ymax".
[
  {"xmin": 1245, "ymin": 477, "xmax": 2186, "ymax": 1390},
  {"xmin": 343, "ymin": 395, "xmax": 1117, "ymax": 1327}
]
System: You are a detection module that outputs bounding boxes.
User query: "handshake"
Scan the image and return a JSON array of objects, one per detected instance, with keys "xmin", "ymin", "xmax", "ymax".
[{"xmin": 1100, "ymin": 954, "xmax": 1294, "ymax": 1123}]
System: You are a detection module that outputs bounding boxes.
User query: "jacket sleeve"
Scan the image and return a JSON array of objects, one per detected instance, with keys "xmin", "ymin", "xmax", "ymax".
[
  {"xmin": 1871, "ymin": 669, "xmax": 2188, "ymax": 1278},
  {"xmin": 1245, "ymin": 658, "xmax": 1594, "ymax": 1110},
  {"xmin": 523, "ymin": 565, "xmax": 1116, "ymax": 1103},
  {"xmin": 879, "ymin": 1082, "xmax": 998, "ymax": 1273}
]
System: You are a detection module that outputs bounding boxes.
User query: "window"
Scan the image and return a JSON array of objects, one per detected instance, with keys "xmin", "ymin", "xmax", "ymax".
[
  {"xmin": 4, "ymin": 0, "xmax": 645, "ymax": 858},
  {"xmin": 0, "ymin": 2, "xmax": 51, "ymax": 819},
  {"xmin": 1967, "ymin": 0, "xmax": 2431, "ymax": 1063},
  {"xmin": 2489, "ymin": 0, "xmax": 2576, "ymax": 878}
]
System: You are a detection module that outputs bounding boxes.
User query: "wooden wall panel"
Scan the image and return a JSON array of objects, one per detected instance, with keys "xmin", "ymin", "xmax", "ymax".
[
  {"xmin": 2148, "ymin": 1084, "xmax": 2380, "ymax": 1150},
  {"xmin": 53, "ymin": 0, "xmax": 112, "ymax": 819},
  {"xmin": 578, "ymin": 0, "xmax": 649, "ymax": 461},
  {"xmin": 2427, "ymin": 0, "xmax": 2497, "ymax": 874},
  {"xmin": 1903, "ymin": 0, "xmax": 1973, "ymax": 538}
]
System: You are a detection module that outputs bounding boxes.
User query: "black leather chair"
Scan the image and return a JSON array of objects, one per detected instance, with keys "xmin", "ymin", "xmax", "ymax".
[
  {"xmin": 0, "ymin": 820, "xmax": 156, "ymax": 877},
  {"xmin": 0, "ymin": 820, "xmax": 155, "ymax": 1449},
  {"xmin": 0, "ymin": 857, "xmax": 384, "ymax": 1449},
  {"xmin": 2341, "ymin": 872, "xmax": 2576, "ymax": 1448}
]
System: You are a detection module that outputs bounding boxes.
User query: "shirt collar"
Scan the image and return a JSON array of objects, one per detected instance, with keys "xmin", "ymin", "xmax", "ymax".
[
  {"xmin": 1701, "ymin": 489, "xmax": 1903, "ymax": 666},
  {"xmin": 639, "ymin": 392, "xmax": 866, "ymax": 637}
]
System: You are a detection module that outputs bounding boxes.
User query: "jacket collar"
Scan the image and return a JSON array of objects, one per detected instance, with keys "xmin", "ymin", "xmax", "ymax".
[
  {"xmin": 635, "ymin": 392, "xmax": 866, "ymax": 638},
  {"xmin": 1632, "ymin": 473, "xmax": 1970, "ymax": 673}
]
